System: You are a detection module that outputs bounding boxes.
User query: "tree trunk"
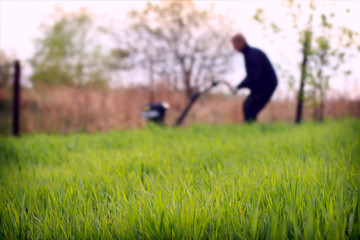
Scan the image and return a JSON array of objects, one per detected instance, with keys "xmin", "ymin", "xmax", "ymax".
[
  {"xmin": 148, "ymin": 55, "xmax": 155, "ymax": 102},
  {"xmin": 13, "ymin": 60, "xmax": 21, "ymax": 136},
  {"xmin": 295, "ymin": 56, "xmax": 307, "ymax": 123},
  {"xmin": 184, "ymin": 71, "xmax": 192, "ymax": 101},
  {"xmin": 295, "ymin": 31, "xmax": 311, "ymax": 124}
]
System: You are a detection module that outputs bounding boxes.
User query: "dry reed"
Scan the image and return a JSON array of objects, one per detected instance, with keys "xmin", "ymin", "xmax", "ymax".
[{"xmin": 0, "ymin": 86, "xmax": 359, "ymax": 134}]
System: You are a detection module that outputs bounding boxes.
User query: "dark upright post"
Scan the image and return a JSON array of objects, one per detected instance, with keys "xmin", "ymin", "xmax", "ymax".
[{"xmin": 13, "ymin": 60, "xmax": 21, "ymax": 136}]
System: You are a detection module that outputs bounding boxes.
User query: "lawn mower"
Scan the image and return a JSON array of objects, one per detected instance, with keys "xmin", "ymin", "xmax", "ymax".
[{"xmin": 141, "ymin": 81, "xmax": 237, "ymax": 127}]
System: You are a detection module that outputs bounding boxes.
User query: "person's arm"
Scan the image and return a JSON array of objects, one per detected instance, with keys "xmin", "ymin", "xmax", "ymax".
[
  {"xmin": 237, "ymin": 76, "xmax": 251, "ymax": 89},
  {"xmin": 237, "ymin": 52, "xmax": 262, "ymax": 90}
]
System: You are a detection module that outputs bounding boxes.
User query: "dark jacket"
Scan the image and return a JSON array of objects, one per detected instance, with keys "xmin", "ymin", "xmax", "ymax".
[{"xmin": 237, "ymin": 44, "xmax": 278, "ymax": 93}]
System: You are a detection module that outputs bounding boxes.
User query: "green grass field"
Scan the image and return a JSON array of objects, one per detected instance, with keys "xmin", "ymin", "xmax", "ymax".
[{"xmin": 1, "ymin": 119, "xmax": 360, "ymax": 239}]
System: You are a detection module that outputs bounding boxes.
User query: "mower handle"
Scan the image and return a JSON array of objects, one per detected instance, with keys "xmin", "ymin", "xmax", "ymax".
[
  {"xmin": 211, "ymin": 80, "xmax": 237, "ymax": 95},
  {"xmin": 174, "ymin": 80, "xmax": 237, "ymax": 126}
]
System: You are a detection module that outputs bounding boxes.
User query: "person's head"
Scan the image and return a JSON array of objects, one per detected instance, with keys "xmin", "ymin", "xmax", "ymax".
[{"xmin": 231, "ymin": 34, "xmax": 247, "ymax": 51}]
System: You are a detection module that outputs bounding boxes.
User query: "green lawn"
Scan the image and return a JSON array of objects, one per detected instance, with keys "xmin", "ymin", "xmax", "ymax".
[{"xmin": 1, "ymin": 119, "xmax": 359, "ymax": 239}]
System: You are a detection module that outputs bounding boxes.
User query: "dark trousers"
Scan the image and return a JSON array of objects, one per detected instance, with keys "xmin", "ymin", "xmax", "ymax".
[{"xmin": 243, "ymin": 89, "xmax": 275, "ymax": 122}]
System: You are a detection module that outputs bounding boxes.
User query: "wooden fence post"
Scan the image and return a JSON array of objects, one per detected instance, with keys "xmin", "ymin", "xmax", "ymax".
[{"xmin": 13, "ymin": 60, "xmax": 21, "ymax": 136}]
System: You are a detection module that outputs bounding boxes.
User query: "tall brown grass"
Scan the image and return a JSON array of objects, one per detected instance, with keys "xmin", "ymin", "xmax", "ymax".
[{"xmin": 0, "ymin": 86, "xmax": 359, "ymax": 134}]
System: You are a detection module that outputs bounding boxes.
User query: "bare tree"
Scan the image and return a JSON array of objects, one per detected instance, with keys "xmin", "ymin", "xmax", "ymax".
[{"xmin": 114, "ymin": 0, "xmax": 234, "ymax": 101}]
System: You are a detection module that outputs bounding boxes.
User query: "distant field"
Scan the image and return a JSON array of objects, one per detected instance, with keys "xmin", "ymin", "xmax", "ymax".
[
  {"xmin": 1, "ymin": 119, "xmax": 360, "ymax": 239},
  {"xmin": 1, "ymin": 87, "xmax": 359, "ymax": 134}
]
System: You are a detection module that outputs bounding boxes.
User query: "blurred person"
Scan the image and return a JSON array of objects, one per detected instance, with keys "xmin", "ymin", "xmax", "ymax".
[{"xmin": 232, "ymin": 34, "xmax": 278, "ymax": 122}]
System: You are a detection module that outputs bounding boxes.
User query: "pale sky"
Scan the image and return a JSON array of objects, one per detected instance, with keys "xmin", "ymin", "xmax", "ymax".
[{"xmin": 1, "ymin": 0, "xmax": 359, "ymax": 98}]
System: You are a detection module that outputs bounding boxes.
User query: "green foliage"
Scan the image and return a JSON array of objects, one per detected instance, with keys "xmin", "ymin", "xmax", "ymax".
[
  {"xmin": 1, "ymin": 119, "xmax": 360, "ymax": 239},
  {"xmin": 29, "ymin": 7, "xmax": 109, "ymax": 88},
  {"xmin": 253, "ymin": 0, "xmax": 360, "ymax": 122},
  {"xmin": 253, "ymin": 9, "xmax": 266, "ymax": 25}
]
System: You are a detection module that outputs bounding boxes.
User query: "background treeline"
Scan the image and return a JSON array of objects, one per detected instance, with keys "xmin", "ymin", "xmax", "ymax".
[{"xmin": 0, "ymin": 0, "xmax": 359, "ymax": 134}]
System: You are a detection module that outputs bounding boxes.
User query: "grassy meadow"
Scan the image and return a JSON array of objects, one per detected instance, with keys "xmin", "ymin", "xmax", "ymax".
[{"xmin": 1, "ymin": 119, "xmax": 360, "ymax": 239}]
